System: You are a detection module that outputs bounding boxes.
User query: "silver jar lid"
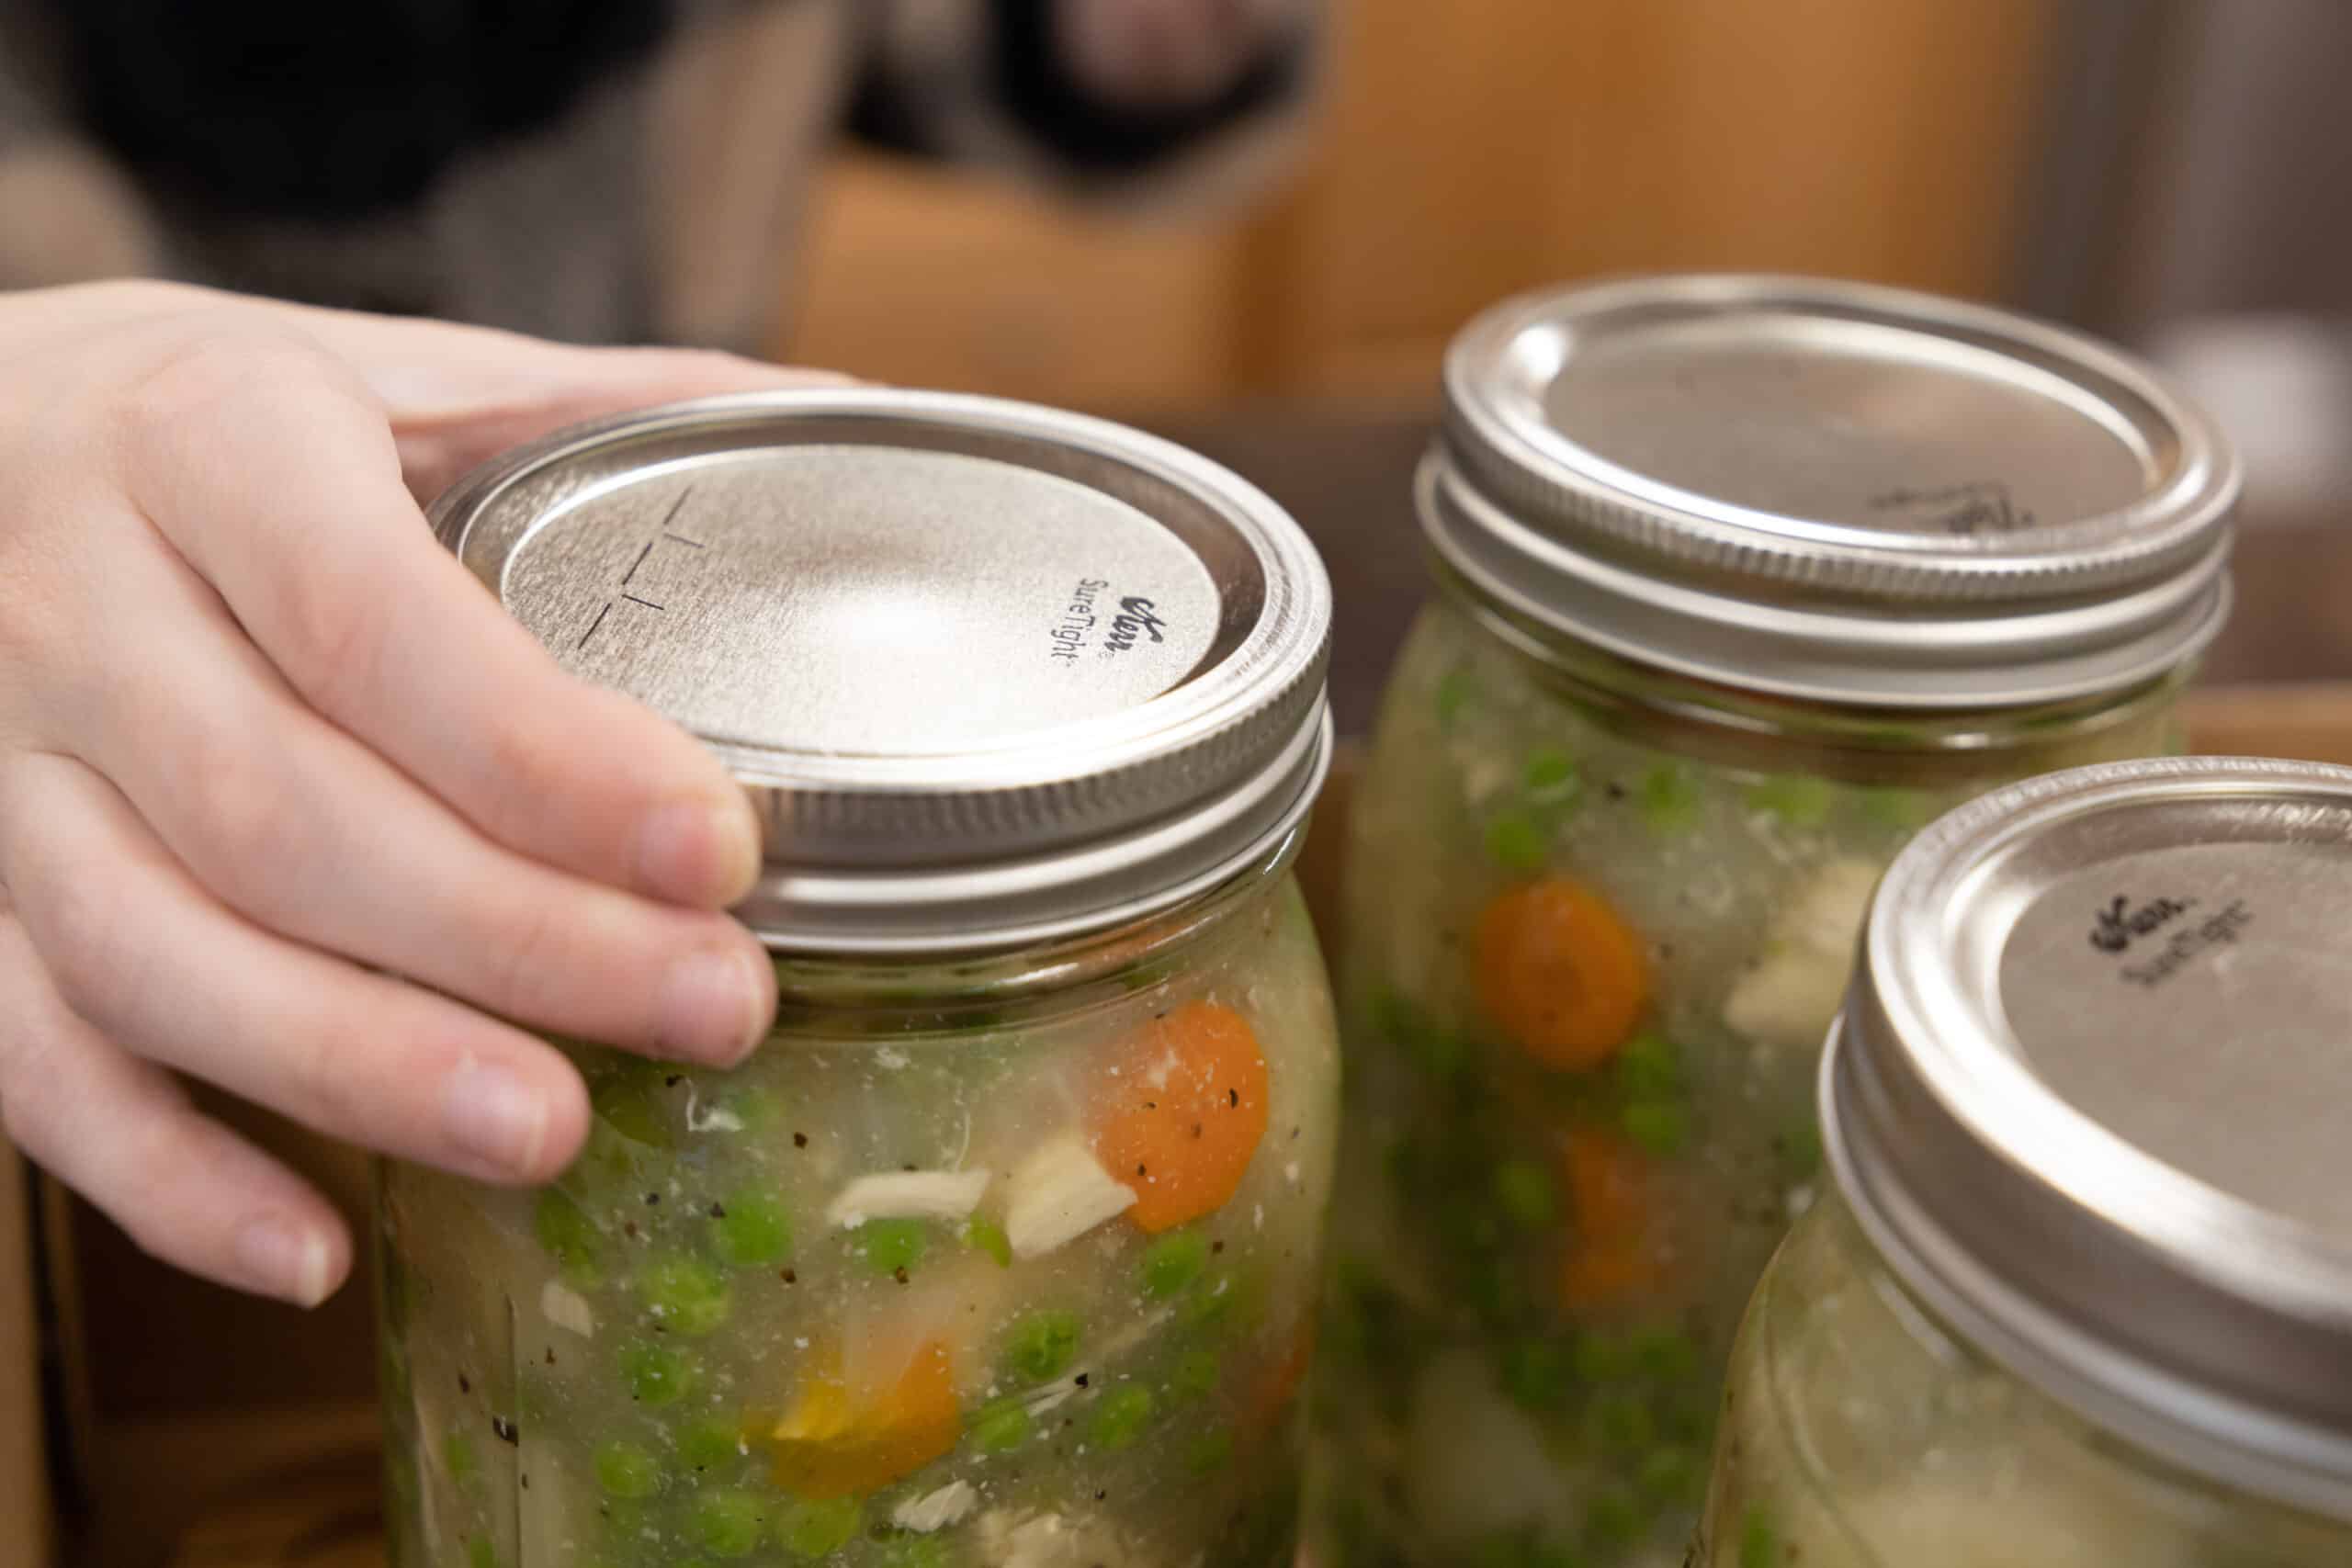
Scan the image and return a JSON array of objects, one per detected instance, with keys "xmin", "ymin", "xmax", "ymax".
[
  {"xmin": 431, "ymin": 389, "xmax": 1332, "ymax": 953},
  {"xmin": 1829, "ymin": 757, "xmax": 2352, "ymax": 1518},
  {"xmin": 1430, "ymin": 274, "xmax": 2238, "ymax": 708}
]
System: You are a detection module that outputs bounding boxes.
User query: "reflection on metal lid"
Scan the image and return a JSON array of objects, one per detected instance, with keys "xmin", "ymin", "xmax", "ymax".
[
  {"xmin": 1830, "ymin": 756, "xmax": 2352, "ymax": 1519},
  {"xmin": 1432, "ymin": 274, "xmax": 2240, "ymax": 708},
  {"xmin": 432, "ymin": 389, "xmax": 1332, "ymax": 953}
]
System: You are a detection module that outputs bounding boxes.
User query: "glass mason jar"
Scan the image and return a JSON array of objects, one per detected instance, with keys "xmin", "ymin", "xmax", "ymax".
[
  {"xmin": 1307, "ymin": 276, "xmax": 2240, "ymax": 1568},
  {"xmin": 1697, "ymin": 758, "xmax": 2352, "ymax": 1565},
  {"xmin": 374, "ymin": 392, "xmax": 1340, "ymax": 1568}
]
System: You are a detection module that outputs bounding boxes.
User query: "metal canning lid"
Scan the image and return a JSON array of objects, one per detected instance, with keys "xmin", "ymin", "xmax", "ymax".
[
  {"xmin": 1431, "ymin": 274, "xmax": 2239, "ymax": 708},
  {"xmin": 431, "ymin": 389, "xmax": 1332, "ymax": 953},
  {"xmin": 1828, "ymin": 756, "xmax": 2352, "ymax": 1518}
]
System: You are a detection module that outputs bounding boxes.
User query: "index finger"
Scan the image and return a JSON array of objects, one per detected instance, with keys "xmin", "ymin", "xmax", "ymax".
[{"xmin": 114, "ymin": 326, "xmax": 762, "ymax": 908}]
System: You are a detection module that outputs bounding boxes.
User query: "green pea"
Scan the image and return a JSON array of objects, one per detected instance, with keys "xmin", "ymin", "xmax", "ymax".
[
  {"xmin": 1140, "ymin": 1231, "xmax": 1210, "ymax": 1298},
  {"xmin": 717, "ymin": 1087, "xmax": 781, "ymax": 1134},
  {"xmin": 969, "ymin": 1397, "xmax": 1034, "ymax": 1453},
  {"xmin": 1776, "ymin": 1116, "xmax": 1823, "ymax": 1181},
  {"xmin": 1484, "ymin": 811, "xmax": 1549, "ymax": 874},
  {"xmin": 1739, "ymin": 1506, "xmax": 1780, "ymax": 1568},
  {"xmin": 1181, "ymin": 1271, "xmax": 1244, "ymax": 1333},
  {"xmin": 775, "ymin": 1496, "xmax": 861, "ymax": 1559},
  {"xmin": 1613, "ymin": 1031, "xmax": 1680, "ymax": 1100},
  {"xmin": 1522, "ymin": 747, "xmax": 1580, "ymax": 802},
  {"xmin": 963, "ymin": 1216, "xmax": 1013, "ymax": 1269},
  {"xmin": 443, "ymin": 1429, "xmax": 478, "ymax": 1488},
  {"xmin": 1637, "ymin": 762, "xmax": 1702, "ymax": 836},
  {"xmin": 637, "ymin": 1256, "xmax": 731, "ymax": 1335},
  {"xmin": 1435, "ymin": 668, "xmax": 1477, "ymax": 728},
  {"xmin": 1860, "ymin": 785, "xmax": 1934, "ymax": 831},
  {"xmin": 1498, "ymin": 1337, "xmax": 1569, "ymax": 1412},
  {"xmin": 873, "ymin": 1535, "xmax": 949, "ymax": 1568},
  {"xmin": 467, "ymin": 1536, "xmax": 499, "ymax": 1568},
  {"xmin": 1621, "ymin": 1100, "xmax": 1688, "ymax": 1156},
  {"xmin": 1744, "ymin": 774, "xmax": 1835, "ymax": 828},
  {"xmin": 1628, "ymin": 1324, "xmax": 1701, "ymax": 1384},
  {"xmin": 1185, "ymin": 1430, "xmax": 1234, "ymax": 1476},
  {"xmin": 686, "ymin": 1488, "xmax": 769, "ymax": 1558},
  {"xmin": 1170, "ymin": 1347, "xmax": 1222, "ymax": 1404},
  {"xmin": 1474, "ymin": 1533, "xmax": 1522, "ymax": 1568},
  {"xmin": 856, "ymin": 1218, "xmax": 929, "ymax": 1276},
  {"xmin": 1089, "ymin": 1384, "xmax": 1156, "ymax": 1450},
  {"xmin": 713, "ymin": 1190, "xmax": 792, "ymax": 1269},
  {"xmin": 1586, "ymin": 1391, "xmax": 1656, "ymax": 1451},
  {"xmin": 619, "ymin": 1340, "xmax": 701, "ymax": 1406},
  {"xmin": 591, "ymin": 1073, "xmax": 673, "ymax": 1148},
  {"xmin": 1635, "ymin": 1444, "xmax": 1701, "ymax": 1504},
  {"xmin": 1582, "ymin": 1488, "xmax": 1645, "ymax": 1549},
  {"xmin": 677, "ymin": 1416, "xmax": 743, "ymax": 1472},
  {"xmin": 1570, "ymin": 1331, "xmax": 1632, "ymax": 1384},
  {"xmin": 1001, "ymin": 1309, "xmax": 1082, "ymax": 1382},
  {"xmin": 1367, "ymin": 988, "xmax": 1464, "ymax": 1078},
  {"xmin": 1491, "ymin": 1160, "xmax": 1555, "ymax": 1230},
  {"xmin": 532, "ymin": 1189, "xmax": 602, "ymax": 1282},
  {"xmin": 592, "ymin": 1439, "xmax": 662, "ymax": 1498}
]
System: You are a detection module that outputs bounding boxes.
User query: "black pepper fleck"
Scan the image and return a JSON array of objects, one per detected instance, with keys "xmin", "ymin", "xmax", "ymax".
[
  {"xmin": 1212, "ymin": 1240, "xmax": 1225, "ymax": 1255},
  {"xmin": 1191, "ymin": 1122, "xmax": 1204, "ymax": 1140},
  {"xmin": 782, "ymin": 1269, "xmax": 797, "ymax": 1284},
  {"xmin": 664, "ymin": 1074, "xmax": 683, "ymax": 1089},
  {"xmin": 458, "ymin": 1373, "xmax": 471, "ymax": 1394},
  {"xmin": 1228, "ymin": 1089, "xmax": 1239, "ymax": 1108},
  {"xmin": 492, "ymin": 1416, "xmax": 519, "ymax": 1445},
  {"xmin": 1094, "ymin": 1490, "xmax": 1107, "ymax": 1502},
  {"xmin": 794, "ymin": 1133, "xmax": 809, "ymax": 1148},
  {"xmin": 709, "ymin": 1202, "xmax": 727, "ymax": 1219},
  {"xmin": 545, "ymin": 1348, "xmax": 557, "ymax": 1366},
  {"xmin": 644, "ymin": 1192, "xmax": 662, "ymax": 1206},
  {"xmin": 521, "ymin": 1473, "xmax": 530, "ymax": 1490},
  {"xmin": 1075, "ymin": 1373, "xmax": 1090, "ymax": 1388},
  {"xmin": 1136, "ymin": 1164, "xmax": 1148, "ymax": 1178},
  {"xmin": 1605, "ymin": 782, "xmax": 1627, "ymax": 802},
  {"xmin": 893, "ymin": 1267, "xmax": 910, "ymax": 1285},
  {"xmin": 624, "ymin": 1220, "xmax": 640, "ymax": 1240}
]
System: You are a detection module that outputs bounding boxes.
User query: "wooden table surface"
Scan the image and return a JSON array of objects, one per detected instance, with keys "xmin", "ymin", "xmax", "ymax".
[{"xmin": 43, "ymin": 403, "xmax": 2352, "ymax": 1568}]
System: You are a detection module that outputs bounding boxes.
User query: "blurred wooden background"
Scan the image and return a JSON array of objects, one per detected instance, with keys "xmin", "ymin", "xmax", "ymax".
[{"xmin": 782, "ymin": 0, "xmax": 2051, "ymax": 409}]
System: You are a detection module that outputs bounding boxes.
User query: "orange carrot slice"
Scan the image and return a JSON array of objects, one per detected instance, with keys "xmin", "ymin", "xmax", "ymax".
[
  {"xmin": 1556, "ymin": 1130, "xmax": 1670, "ymax": 1308},
  {"xmin": 769, "ymin": 1339, "xmax": 960, "ymax": 1499},
  {"xmin": 1475, "ymin": 877, "xmax": 1650, "ymax": 1069},
  {"xmin": 1245, "ymin": 1321, "xmax": 1317, "ymax": 1436},
  {"xmin": 1093, "ymin": 1001, "xmax": 1271, "ymax": 1232}
]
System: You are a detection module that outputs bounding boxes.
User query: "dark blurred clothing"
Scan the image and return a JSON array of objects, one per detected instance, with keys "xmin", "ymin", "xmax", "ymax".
[{"xmin": 0, "ymin": 0, "xmax": 1317, "ymax": 347}]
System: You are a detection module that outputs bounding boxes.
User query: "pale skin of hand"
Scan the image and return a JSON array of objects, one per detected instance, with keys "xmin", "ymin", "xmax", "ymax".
[{"xmin": 0, "ymin": 280, "xmax": 847, "ymax": 1309}]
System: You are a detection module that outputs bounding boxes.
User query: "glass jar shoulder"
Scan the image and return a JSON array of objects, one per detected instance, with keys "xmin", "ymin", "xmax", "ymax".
[
  {"xmin": 1702, "ymin": 1196, "xmax": 2352, "ymax": 1568},
  {"xmin": 378, "ymin": 873, "xmax": 1338, "ymax": 1568}
]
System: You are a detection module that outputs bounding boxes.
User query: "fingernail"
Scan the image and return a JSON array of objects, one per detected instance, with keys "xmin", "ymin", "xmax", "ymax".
[
  {"xmin": 443, "ymin": 1056, "xmax": 551, "ymax": 1177},
  {"xmin": 237, "ymin": 1214, "xmax": 334, "ymax": 1308},
  {"xmin": 635, "ymin": 796, "xmax": 762, "ymax": 907},
  {"xmin": 657, "ymin": 946, "xmax": 769, "ymax": 1063}
]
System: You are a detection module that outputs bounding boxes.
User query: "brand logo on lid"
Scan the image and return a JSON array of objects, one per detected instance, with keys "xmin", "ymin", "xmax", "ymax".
[
  {"xmin": 2088, "ymin": 893, "xmax": 2196, "ymax": 954},
  {"xmin": 1868, "ymin": 479, "xmax": 2038, "ymax": 536},
  {"xmin": 1105, "ymin": 596, "xmax": 1170, "ymax": 654}
]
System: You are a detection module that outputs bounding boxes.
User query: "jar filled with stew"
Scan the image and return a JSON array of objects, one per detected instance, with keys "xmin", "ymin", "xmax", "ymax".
[
  {"xmin": 1308, "ymin": 276, "xmax": 2239, "ymax": 1568},
  {"xmin": 377, "ymin": 392, "xmax": 1340, "ymax": 1568},
  {"xmin": 1698, "ymin": 755, "xmax": 2352, "ymax": 1566}
]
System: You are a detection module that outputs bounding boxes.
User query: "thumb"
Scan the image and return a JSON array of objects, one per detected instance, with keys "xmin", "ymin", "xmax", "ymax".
[{"xmin": 264, "ymin": 301, "xmax": 859, "ymax": 502}]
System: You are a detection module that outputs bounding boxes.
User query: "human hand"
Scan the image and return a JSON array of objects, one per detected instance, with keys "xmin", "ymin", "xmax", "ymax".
[
  {"xmin": 1053, "ymin": 0, "xmax": 1306, "ymax": 113},
  {"xmin": 0, "ymin": 281, "xmax": 838, "ymax": 1306}
]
